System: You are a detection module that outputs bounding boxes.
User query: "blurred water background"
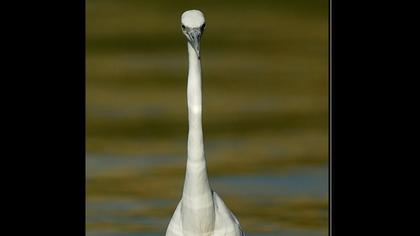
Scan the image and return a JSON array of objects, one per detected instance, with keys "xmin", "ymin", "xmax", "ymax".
[{"xmin": 86, "ymin": 0, "xmax": 328, "ymax": 235}]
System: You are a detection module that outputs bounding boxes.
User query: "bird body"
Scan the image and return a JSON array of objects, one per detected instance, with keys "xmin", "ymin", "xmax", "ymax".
[{"xmin": 165, "ymin": 10, "xmax": 244, "ymax": 236}]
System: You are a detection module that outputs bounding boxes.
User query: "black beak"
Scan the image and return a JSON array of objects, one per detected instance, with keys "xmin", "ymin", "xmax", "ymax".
[{"xmin": 186, "ymin": 28, "xmax": 202, "ymax": 59}]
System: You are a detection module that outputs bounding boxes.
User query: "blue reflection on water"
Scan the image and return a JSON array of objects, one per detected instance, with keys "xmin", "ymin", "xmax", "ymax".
[
  {"xmin": 213, "ymin": 166, "xmax": 327, "ymax": 198},
  {"xmin": 87, "ymin": 155, "xmax": 327, "ymax": 236}
]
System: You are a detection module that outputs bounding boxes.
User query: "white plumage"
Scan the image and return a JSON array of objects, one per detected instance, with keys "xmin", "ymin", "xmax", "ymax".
[{"xmin": 165, "ymin": 10, "xmax": 245, "ymax": 236}]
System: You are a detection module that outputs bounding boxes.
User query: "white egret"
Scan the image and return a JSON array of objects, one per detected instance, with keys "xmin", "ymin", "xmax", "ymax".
[{"xmin": 165, "ymin": 10, "xmax": 245, "ymax": 236}]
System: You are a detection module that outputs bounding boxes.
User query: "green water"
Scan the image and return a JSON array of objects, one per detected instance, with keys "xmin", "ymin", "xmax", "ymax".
[{"xmin": 87, "ymin": 0, "xmax": 328, "ymax": 235}]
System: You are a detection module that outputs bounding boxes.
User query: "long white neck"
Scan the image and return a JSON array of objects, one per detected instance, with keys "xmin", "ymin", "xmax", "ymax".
[{"xmin": 182, "ymin": 42, "xmax": 213, "ymax": 204}]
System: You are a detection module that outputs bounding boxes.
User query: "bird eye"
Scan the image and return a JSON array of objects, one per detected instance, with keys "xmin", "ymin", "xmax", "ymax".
[
  {"xmin": 201, "ymin": 23, "xmax": 206, "ymax": 30},
  {"xmin": 181, "ymin": 24, "xmax": 186, "ymax": 30}
]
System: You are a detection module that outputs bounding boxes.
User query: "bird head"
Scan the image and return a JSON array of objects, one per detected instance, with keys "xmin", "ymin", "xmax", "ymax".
[{"xmin": 181, "ymin": 10, "xmax": 206, "ymax": 59}]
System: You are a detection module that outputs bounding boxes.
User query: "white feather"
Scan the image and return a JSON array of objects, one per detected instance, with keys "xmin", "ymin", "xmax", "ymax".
[{"xmin": 166, "ymin": 10, "xmax": 245, "ymax": 236}]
